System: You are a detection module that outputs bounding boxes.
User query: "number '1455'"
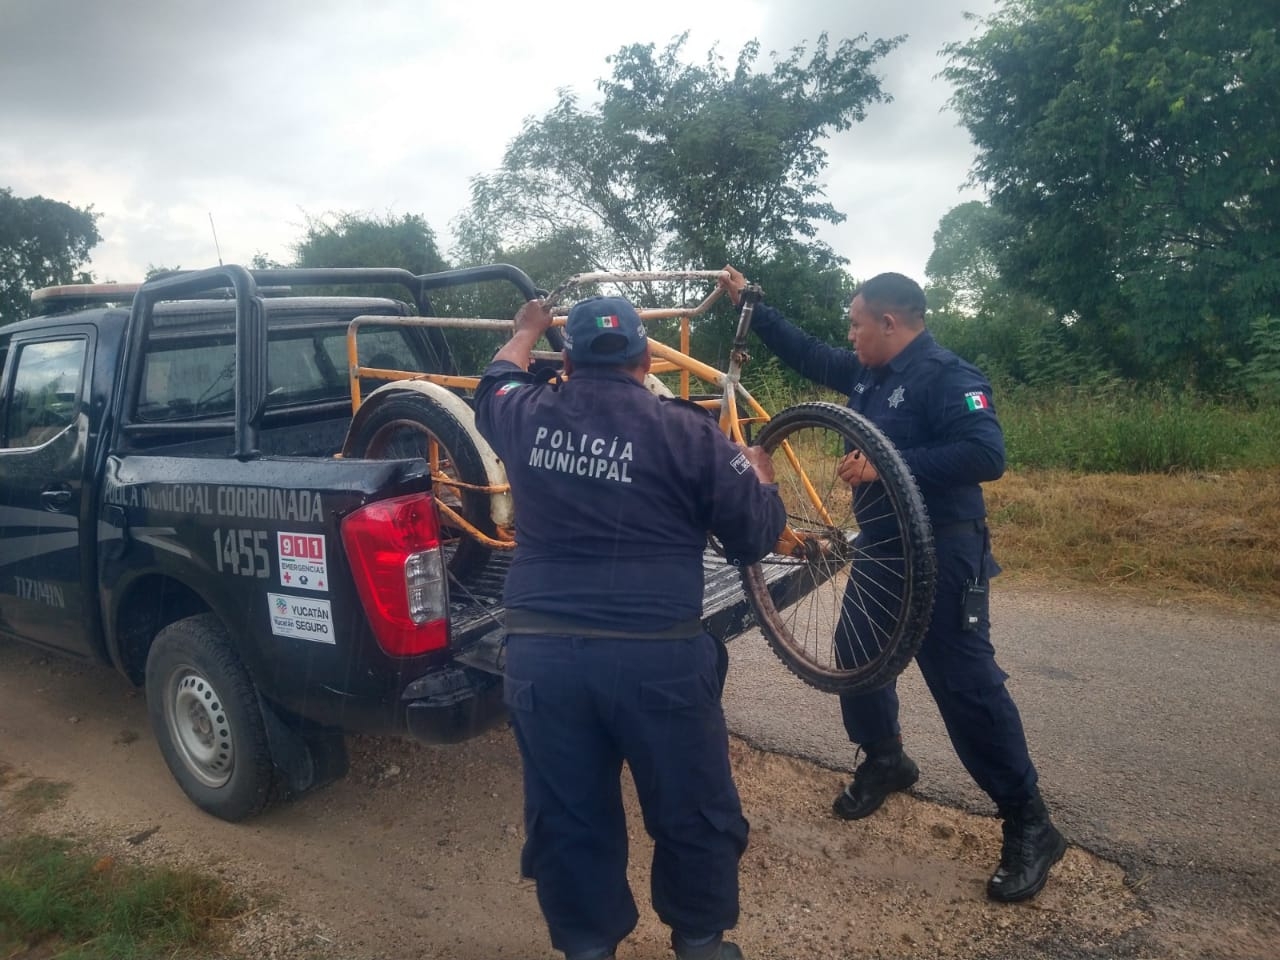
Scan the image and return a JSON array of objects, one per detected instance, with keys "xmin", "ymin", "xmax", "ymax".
[{"xmin": 212, "ymin": 528, "xmax": 269, "ymax": 578}]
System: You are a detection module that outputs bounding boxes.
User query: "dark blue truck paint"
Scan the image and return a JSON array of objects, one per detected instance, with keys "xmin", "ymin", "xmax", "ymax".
[{"xmin": 0, "ymin": 265, "xmax": 537, "ymax": 818}]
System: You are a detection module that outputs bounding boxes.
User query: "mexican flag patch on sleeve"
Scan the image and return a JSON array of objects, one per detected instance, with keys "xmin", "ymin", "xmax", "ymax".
[{"xmin": 964, "ymin": 391, "xmax": 991, "ymax": 411}]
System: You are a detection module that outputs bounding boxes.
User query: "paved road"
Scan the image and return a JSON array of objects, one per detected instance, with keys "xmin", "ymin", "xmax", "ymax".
[{"xmin": 722, "ymin": 583, "xmax": 1280, "ymax": 955}]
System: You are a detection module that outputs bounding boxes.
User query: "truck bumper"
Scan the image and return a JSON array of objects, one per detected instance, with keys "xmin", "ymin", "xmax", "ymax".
[{"xmin": 402, "ymin": 663, "xmax": 507, "ymax": 745}]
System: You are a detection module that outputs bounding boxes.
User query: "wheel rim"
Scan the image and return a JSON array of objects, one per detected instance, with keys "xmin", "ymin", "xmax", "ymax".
[
  {"xmin": 749, "ymin": 404, "xmax": 933, "ymax": 693},
  {"xmin": 761, "ymin": 418, "xmax": 883, "ymax": 680},
  {"xmin": 164, "ymin": 667, "xmax": 234, "ymax": 789},
  {"xmin": 366, "ymin": 419, "xmax": 467, "ymax": 544}
]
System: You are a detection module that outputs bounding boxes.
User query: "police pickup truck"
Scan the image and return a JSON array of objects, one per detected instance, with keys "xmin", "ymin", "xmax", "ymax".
[{"xmin": 0, "ymin": 264, "xmax": 765, "ymax": 822}]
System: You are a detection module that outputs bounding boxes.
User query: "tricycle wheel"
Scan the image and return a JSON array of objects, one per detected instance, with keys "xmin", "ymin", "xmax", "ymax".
[
  {"xmin": 344, "ymin": 392, "xmax": 495, "ymax": 582},
  {"xmin": 742, "ymin": 401, "xmax": 936, "ymax": 695}
]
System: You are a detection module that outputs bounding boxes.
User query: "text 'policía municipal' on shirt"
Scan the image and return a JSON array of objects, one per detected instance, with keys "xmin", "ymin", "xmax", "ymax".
[{"xmin": 526, "ymin": 426, "xmax": 635, "ymax": 484}]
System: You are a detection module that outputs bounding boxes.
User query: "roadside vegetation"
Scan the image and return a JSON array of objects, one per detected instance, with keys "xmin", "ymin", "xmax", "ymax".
[
  {"xmin": 990, "ymin": 386, "xmax": 1280, "ymax": 612},
  {"xmin": 0, "ymin": 771, "xmax": 248, "ymax": 960},
  {"xmin": 989, "ymin": 469, "xmax": 1280, "ymax": 613},
  {"xmin": 752, "ymin": 378, "xmax": 1280, "ymax": 613},
  {"xmin": 972, "ymin": 386, "xmax": 1278, "ymax": 612},
  {"xmin": 0, "ymin": 835, "xmax": 245, "ymax": 960}
]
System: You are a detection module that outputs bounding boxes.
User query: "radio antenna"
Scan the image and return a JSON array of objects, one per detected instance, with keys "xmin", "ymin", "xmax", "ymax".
[{"xmin": 208, "ymin": 212, "xmax": 224, "ymax": 266}]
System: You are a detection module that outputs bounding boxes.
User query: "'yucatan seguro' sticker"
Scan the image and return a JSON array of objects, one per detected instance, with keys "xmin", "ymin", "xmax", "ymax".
[
  {"xmin": 268, "ymin": 593, "xmax": 334, "ymax": 643},
  {"xmin": 278, "ymin": 532, "xmax": 329, "ymax": 592}
]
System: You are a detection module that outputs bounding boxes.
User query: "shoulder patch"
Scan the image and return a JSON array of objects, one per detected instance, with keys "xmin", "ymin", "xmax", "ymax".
[
  {"xmin": 495, "ymin": 381, "xmax": 527, "ymax": 397},
  {"xmin": 729, "ymin": 450, "xmax": 751, "ymax": 475},
  {"xmin": 963, "ymin": 390, "xmax": 991, "ymax": 411}
]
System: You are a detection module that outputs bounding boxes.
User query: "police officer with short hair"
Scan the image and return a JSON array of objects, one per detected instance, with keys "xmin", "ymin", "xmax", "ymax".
[
  {"xmin": 718, "ymin": 266, "xmax": 1065, "ymax": 903},
  {"xmin": 474, "ymin": 294, "xmax": 786, "ymax": 960}
]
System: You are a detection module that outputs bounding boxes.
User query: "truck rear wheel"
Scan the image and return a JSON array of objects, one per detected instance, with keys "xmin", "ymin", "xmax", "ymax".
[{"xmin": 145, "ymin": 613, "xmax": 275, "ymax": 822}]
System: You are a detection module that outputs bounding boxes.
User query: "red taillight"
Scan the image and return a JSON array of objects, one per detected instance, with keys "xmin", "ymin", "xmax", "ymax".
[{"xmin": 341, "ymin": 493, "xmax": 449, "ymax": 656}]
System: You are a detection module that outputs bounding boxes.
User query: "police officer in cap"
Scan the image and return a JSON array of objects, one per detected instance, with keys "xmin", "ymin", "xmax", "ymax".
[
  {"xmin": 718, "ymin": 266, "xmax": 1066, "ymax": 903},
  {"xmin": 474, "ymin": 294, "xmax": 786, "ymax": 960}
]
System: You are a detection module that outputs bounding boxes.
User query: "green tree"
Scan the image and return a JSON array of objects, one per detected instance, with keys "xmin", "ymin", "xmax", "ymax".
[
  {"xmin": 925, "ymin": 201, "xmax": 1007, "ymax": 316},
  {"xmin": 0, "ymin": 188, "xmax": 101, "ymax": 324},
  {"xmin": 943, "ymin": 0, "xmax": 1280, "ymax": 387},
  {"xmin": 293, "ymin": 210, "xmax": 447, "ymax": 277},
  {"xmin": 288, "ymin": 210, "xmax": 451, "ymax": 318},
  {"xmin": 926, "ymin": 201, "xmax": 1112, "ymax": 386},
  {"xmin": 460, "ymin": 31, "xmax": 899, "ymax": 287},
  {"xmin": 1226, "ymin": 314, "xmax": 1280, "ymax": 405},
  {"xmin": 249, "ymin": 251, "xmax": 287, "ymax": 270}
]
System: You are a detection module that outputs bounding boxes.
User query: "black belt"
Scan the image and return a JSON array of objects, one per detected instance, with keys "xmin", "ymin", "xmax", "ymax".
[
  {"xmin": 504, "ymin": 608, "xmax": 705, "ymax": 640},
  {"xmin": 932, "ymin": 518, "xmax": 988, "ymax": 539}
]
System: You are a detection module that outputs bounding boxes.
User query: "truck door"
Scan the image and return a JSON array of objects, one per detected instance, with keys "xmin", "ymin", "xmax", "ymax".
[{"xmin": 0, "ymin": 330, "xmax": 94, "ymax": 656}]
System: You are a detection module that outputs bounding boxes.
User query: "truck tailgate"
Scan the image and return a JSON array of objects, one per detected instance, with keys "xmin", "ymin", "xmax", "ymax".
[{"xmin": 449, "ymin": 547, "xmax": 797, "ymax": 676}]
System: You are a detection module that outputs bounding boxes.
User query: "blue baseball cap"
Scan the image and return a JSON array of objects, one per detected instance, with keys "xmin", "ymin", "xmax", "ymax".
[{"xmin": 563, "ymin": 296, "xmax": 648, "ymax": 365}]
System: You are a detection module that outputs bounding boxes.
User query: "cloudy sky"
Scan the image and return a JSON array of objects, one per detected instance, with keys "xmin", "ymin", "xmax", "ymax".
[{"xmin": 1, "ymin": 0, "xmax": 997, "ymax": 288}]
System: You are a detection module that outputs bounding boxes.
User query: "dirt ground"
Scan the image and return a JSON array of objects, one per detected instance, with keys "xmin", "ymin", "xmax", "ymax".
[{"xmin": 0, "ymin": 642, "xmax": 1151, "ymax": 960}]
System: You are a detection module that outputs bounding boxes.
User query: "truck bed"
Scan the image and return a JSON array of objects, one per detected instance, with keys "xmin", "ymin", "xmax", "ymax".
[{"xmin": 449, "ymin": 546, "xmax": 789, "ymax": 676}]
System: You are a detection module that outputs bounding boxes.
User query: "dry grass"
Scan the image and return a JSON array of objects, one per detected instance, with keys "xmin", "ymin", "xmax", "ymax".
[{"xmin": 987, "ymin": 469, "xmax": 1280, "ymax": 613}]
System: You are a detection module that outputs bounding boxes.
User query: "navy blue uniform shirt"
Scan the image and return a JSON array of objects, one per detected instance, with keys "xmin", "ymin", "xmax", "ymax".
[
  {"xmin": 750, "ymin": 303, "xmax": 1005, "ymax": 528},
  {"xmin": 474, "ymin": 360, "xmax": 786, "ymax": 633}
]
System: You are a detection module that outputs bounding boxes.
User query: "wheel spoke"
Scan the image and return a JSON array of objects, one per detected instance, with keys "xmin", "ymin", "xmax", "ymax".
[
  {"xmin": 742, "ymin": 402, "xmax": 935, "ymax": 695},
  {"xmin": 351, "ymin": 400, "xmax": 495, "ymax": 581}
]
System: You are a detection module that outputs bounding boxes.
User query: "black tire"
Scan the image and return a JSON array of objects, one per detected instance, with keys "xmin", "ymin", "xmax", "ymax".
[
  {"xmin": 345, "ymin": 392, "xmax": 495, "ymax": 582},
  {"xmin": 742, "ymin": 401, "xmax": 936, "ymax": 695},
  {"xmin": 144, "ymin": 613, "xmax": 275, "ymax": 822}
]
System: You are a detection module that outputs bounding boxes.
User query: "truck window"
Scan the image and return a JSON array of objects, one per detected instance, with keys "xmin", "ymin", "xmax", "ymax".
[
  {"xmin": 137, "ymin": 339, "xmax": 237, "ymax": 421},
  {"xmin": 2, "ymin": 337, "xmax": 87, "ymax": 449},
  {"xmin": 134, "ymin": 321, "xmax": 433, "ymax": 423}
]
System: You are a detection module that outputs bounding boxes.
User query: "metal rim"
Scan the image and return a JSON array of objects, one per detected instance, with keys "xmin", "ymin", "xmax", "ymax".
[
  {"xmin": 164, "ymin": 666, "xmax": 234, "ymax": 789},
  {"xmin": 747, "ymin": 402, "xmax": 935, "ymax": 694},
  {"xmin": 367, "ymin": 419, "xmax": 469, "ymax": 554}
]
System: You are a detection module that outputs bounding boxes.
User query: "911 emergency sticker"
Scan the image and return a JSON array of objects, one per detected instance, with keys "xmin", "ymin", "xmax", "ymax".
[
  {"xmin": 268, "ymin": 593, "xmax": 334, "ymax": 643},
  {"xmin": 278, "ymin": 532, "xmax": 329, "ymax": 592}
]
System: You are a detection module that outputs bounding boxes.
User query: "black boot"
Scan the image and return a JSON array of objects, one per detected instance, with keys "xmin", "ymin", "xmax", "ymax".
[
  {"xmin": 832, "ymin": 749, "xmax": 919, "ymax": 820},
  {"xmin": 987, "ymin": 793, "xmax": 1067, "ymax": 902},
  {"xmin": 671, "ymin": 933, "xmax": 744, "ymax": 960}
]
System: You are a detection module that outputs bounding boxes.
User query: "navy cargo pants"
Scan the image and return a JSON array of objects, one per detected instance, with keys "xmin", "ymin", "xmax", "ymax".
[
  {"xmin": 503, "ymin": 632, "xmax": 748, "ymax": 958},
  {"xmin": 835, "ymin": 527, "xmax": 1039, "ymax": 811}
]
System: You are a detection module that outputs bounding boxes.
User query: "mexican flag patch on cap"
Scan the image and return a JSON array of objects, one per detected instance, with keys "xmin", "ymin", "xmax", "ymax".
[{"xmin": 595, "ymin": 315, "xmax": 620, "ymax": 328}]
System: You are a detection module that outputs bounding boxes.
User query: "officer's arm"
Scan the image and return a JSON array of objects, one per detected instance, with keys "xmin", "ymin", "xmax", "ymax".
[
  {"xmin": 750, "ymin": 303, "xmax": 862, "ymax": 394},
  {"xmin": 897, "ymin": 368, "xmax": 1006, "ymax": 487},
  {"xmin": 719, "ymin": 265, "xmax": 860, "ymax": 392},
  {"xmin": 493, "ymin": 298, "xmax": 554, "ymax": 369},
  {"xmin": 700, "ymin": 424, "xmax": 787, "ymax": 565}
]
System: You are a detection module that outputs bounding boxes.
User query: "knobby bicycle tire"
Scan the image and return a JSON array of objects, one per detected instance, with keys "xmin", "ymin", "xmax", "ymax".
[
  {"xmin": 344, "ymin": 392, "xmax": 495, "ymax": 582},
  {"xmin": 742, "ymin": 401, "xmax": 936, "ymax": 695}
]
